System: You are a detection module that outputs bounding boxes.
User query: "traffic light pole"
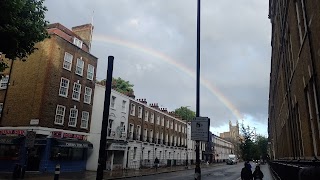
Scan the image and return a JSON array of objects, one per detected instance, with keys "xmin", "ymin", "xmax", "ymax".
[{"xmin": 195, "ymin": 0, "xmax": 201, "ymax": 180}]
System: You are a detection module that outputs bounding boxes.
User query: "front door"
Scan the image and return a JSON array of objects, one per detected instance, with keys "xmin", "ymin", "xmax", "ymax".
[{"xmin": 26, "ymin": 146, "xmax": 43, "ymax": 171}]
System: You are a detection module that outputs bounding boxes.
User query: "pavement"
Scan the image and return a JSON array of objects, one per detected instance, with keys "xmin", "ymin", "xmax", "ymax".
[{"xmin": 0, "ymin": 162, "xmax": 275, "ymax": 180}]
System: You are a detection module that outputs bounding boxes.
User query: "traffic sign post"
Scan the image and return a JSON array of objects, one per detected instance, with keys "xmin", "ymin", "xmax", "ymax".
[{"xmin": 191, "ymin": 117, "xmax": 210, "ymax": 142}]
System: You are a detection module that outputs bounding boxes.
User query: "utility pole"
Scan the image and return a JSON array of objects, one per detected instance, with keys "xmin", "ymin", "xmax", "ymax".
[
  {"xmin": 195, "ymin": 0, "xmax": 201, "ymax": 180},
  {"xmin": 96, "ymin": 56, "xmax": 114, "ymax": 180}
]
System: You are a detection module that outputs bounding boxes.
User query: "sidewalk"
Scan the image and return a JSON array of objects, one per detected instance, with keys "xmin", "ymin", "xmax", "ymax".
[{"xmin": 0, "ymin": 163, "xmax": 225, "ymax": 180}]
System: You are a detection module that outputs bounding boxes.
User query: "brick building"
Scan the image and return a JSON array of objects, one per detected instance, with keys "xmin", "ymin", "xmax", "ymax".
[
  {"xmin": 126, "ymin": 99, "xmax": 195, "ymax": 169},
  {"xmin": 268, "ymin": 0, "xmax": 320, "ymax": 160},
  {"xmin": 0, "ymin": 23, "xmax": 97, "ymax": 172}
]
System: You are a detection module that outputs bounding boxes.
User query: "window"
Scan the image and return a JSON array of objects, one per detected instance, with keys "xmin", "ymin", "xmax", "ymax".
[
  {"xmin": 59, "ymin": 78, "xmax": 69, "ymax": 97},
  {"xmin": 0, "ymin": 144, "xmax": 20, "ymax": 160},
  {"xmin": 130, "ymin": 103, "xmax": 135, "ymax": 116},
  {"xmin": 137, "ymin": 125, "xmax": 141, "ymax": 139},
  {"xmin": 111, "ymin": 96, "xmax": 116, "ymax": 108},
  {"xmin": 175, "ymin": 123, "xmax": 177, "ymax": 131},
  {"xmin": 156, "ymin": 132, "xmax": 159, "ymax": 143},
  {"xmin": 84, "ymin": 87, "xmax": 92, "ymax": 104},
  {"xmin": 129, "ymin": 124, "xmax": 134, "ymax": 139},
  {"xmin": 63, "ymin": 52, "xmax": 73, "ymax": 71},
  {"xmin": 150, "ymin": 113, "xmax": 154, "ymax": 123},
  {"xmin": 0, "ymin": 75, "xmax": 9, "ymax": 89},
  {"xmin": 156, "ymin": 116, "xmax": 160, "ymax": 125},
  {"xmin": 166, "ymin": 120, "xmax": 169, "ymax": 128},
  {"xmin": 73, "ymin": 37, "xmax": 83, "ymax": 48},
  {"xmin": 149, "ymin": 130, "xmax": 153, "ymax": 142},
  {"xmin": 148, "ymin": 151, "xmax": 151, "ymax": 160},
  {"xmin": 161, "ymin": 117, "xmax": 164, "ymax": 126},
  {"xmin": 54, "ymin": 105, "xmax": 65, "ymax": 125},
  {"xmin": 80, "ymin": 111, "xmax": 89, "ymax": 129},
  {"xmin": 108, "ymin": 119, "xmax": 113, "ymax": 137},
  {"xmin": 170, "ymin": 121, "xmax": 173, "ymax": 129},
  {"xmin": 138, "ymin": 106, "xmax": 142, "ymax": 118},
  {"xmin": 133, "ymin": 147, "xmax": 137, "ymax": 159},
  {"xmin": 122, "ymin": 100, "xmax": 126, "ymax": 112},
  {"xmin": 51, "ymin": 147, "xmax": 84, "ymax": 161},
  {"xmin": 144, "ymin": 129, "xmax": 147, "ymax": 141},
  {"xmin": 68, "ymin": 108, "xmax": 78, "ymax": 127},
  {"xmin": 75, "ymin": 58, "xmax": 84, "ymax": 76},
  {"xmin": 145, "ymin": 111, "xmax": 149, "ymax": 121},
  {"xmin": 87, "ymin": 64, "xmax": 94, "ymax": 80},
  {"xmin": 72, "ymin": 82, "xmax": 81, "ymax": 101}
]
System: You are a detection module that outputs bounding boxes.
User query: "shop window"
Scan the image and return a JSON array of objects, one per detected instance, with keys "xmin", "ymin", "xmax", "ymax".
[
  {"xmin": 0, "ymin": 144, "xmax": 20, "ymax": 160},
  {"xmin": 51, "ymin": 147, "xmax": 85, "ymax": 161}
]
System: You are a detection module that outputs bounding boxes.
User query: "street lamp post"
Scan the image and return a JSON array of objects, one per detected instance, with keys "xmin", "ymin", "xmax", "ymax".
[{"xmin": 195, "ymin": 0, "xmax": 201, "ymax": 180}]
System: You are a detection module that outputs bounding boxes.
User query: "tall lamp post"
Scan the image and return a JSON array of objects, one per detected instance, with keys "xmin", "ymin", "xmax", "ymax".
[{"xmin": 195, "ymin": 0, "xmax": 201, "ymax": 180}]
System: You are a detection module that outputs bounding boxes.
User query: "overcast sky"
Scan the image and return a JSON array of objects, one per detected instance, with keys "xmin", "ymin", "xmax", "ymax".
[{"xmin": 44, "ymin": 0, "xmax": 271, "ymax": 136}]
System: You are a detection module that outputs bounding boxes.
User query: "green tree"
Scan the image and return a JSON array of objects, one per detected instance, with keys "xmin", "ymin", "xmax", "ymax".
[
  {"xmin": 0, "ymin": 0, "xmax": 49, "ymax": 69},
  {"xmin": 256, "ymin": 135, "xmax": 268, "ymax": 160},
  {"xmin": 239, "ymin": 124, "xmax": 255, "ymax": 161},
  {"xmin": 97, "ymin": 77, "xmax": 134, "ymax": 95},
  {"xmin": 174, "ymin": 106, "xmax": 196, "ymax": 121}
]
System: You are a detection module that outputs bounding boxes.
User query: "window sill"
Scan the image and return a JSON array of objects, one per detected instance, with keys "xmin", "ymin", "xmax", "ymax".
[
  {"xmin": 68, "ymin": 125, "xmax": 77, "ymax": 128},
  {"xmin": 63, "ymin": 67, "xmax": 72, "ymax": 71},
  {"xmin": 59, "ymin": 94, "xmax": 68, "ymax": 98},
  {"xmin": 80, "ymin": 127, "xmax": 88, "ymax": 130},
  {"xmin": 54, "ymin": 123, "xmax": 64, "ymax": 126},
  {"xmin": 72, "ymin": 98, "xmax": 80, "ymax": 102},
  {"xmin": 75, "ymin": 73, "xmax": 83, "ymax": 77}
]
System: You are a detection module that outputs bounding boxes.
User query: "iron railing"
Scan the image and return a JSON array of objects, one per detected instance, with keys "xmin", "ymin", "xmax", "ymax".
[{"xmin": 269, "ymin": 159, "xmax": 320, "ymax": 180}]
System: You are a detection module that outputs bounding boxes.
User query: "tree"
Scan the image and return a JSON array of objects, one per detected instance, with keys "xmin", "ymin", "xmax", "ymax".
[
  {"xmin": 0, "ymin": 0, "xmax": 49, "ymax": 69},
  {"xmin": 174, "ymin": 106, "xmax": 196, "ymax": 121},
  {"xmin": 239, "ymin": 124, "xmax": 255, "ymax": 161},
  {"xmin": 97, "ymin": 77, "xmax": 134, "ymax": 95},
  {"xmin": 239, "ymin": 123, "xmax": 269, "ymax": 161}
]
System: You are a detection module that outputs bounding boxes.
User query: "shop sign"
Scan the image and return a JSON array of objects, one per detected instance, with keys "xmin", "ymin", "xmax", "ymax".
[
  {"xmin": 0, "ymin": 130, "xmax": 25, "ymax": 136},
  {"xmin": 52, "ymin": 131, "xmax": 86, "ymax": 140},
  {"xmin": 65, "ymin": 142, "xmax": 89, "ymax": 148},
  {"xmin": 108, "ymin": 143, "xmax": 127, "ymax": 151}
]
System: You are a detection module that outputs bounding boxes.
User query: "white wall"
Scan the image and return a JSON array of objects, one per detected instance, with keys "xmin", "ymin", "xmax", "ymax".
[{"xmin": 86, "ymin": 84, "xmax": 130, "ymax": 171}]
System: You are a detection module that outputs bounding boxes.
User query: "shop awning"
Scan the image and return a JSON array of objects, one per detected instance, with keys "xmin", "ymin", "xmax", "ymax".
[
  {"xmin": 0, "ymin": 135, "xmax": 24, "ymax": 144},
  {"xmin": 52, "ymin": 138, "xmax": 93, "ymax": 149}
]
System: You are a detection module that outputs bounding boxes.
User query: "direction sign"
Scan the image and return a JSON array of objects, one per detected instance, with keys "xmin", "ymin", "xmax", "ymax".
[
  {"xmin": 191, "ymin": 117, "xmax": 210, "ymax": 141},
  {"xmin": 25, "ymin": 131, "xmax": 36, "ymax": 148}
]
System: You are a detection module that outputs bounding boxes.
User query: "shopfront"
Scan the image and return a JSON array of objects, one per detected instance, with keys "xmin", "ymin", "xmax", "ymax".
[
  {"xmin": 45, "ymin": 131, "xmax": 93, "ymax": 172},
  {"xmin": 0, "ymin": 130, "xmax": 26, "ymax": 171}
]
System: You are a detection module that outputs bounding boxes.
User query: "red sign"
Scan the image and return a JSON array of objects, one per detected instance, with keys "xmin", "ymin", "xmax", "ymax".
[
  {"xmin": 52, "ymin": 131, "xmax": 86, "ymax": 140},
  {"xmin": 0, "ymin": 130, "xmax": 25, "ymax": 136}
]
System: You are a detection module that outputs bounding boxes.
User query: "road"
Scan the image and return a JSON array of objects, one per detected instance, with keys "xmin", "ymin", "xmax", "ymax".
[{"xmin": 119, "ymin": 162, "xmax": 273, "ymax": 180}]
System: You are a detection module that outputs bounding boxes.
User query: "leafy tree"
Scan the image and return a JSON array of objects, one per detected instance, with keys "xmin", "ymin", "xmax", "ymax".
[
  {"xmin": 97, "ymin": 77, "xmax": 134, "ymax": 95},
  {"xmin": 239, "ymin": 124, "xmax": 269, "ymax": 161},
  {"xmin": 239, "ymin": 124, "xmax": 255, "ymax": 161},
  {"xmin": 0, "ymin": 0, "xmax": 49, "ymax": 70},
  {"xmin": 174, "ymin": 106, "xmax": 196, "ymax": 121}
]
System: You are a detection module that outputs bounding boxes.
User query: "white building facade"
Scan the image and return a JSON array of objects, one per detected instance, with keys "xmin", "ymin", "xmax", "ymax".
[
  {"xmin": 86, "ymin": 84, "xmax": 130, "ymax": 171},
  {"xmin": 212, "ymin": 134, "xmax": 234, "ymax": 162}
]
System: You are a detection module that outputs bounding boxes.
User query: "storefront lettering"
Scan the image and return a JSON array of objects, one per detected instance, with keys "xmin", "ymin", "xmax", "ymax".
[
  {"xmin": 65, "ymin": 142, "xmax": 88, "ymax": 148},
  {"xmin": 52, "ymin": 131, "xmax": 86, "ymax": 140},
  {"xmin": 0, "ymin": 130, "xmax": 25, "ymax": 136}
]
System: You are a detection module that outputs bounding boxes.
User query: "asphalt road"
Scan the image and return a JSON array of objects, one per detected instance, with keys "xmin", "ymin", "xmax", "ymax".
[{"xmin": 119, "ymin": 162, "xmax": 273, "ymax": 180}]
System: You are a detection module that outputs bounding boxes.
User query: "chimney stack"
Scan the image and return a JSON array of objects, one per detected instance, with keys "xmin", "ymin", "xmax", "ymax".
[{"xmin": 72, "ymin": 24, "xmax": 94, "ymax": 51}]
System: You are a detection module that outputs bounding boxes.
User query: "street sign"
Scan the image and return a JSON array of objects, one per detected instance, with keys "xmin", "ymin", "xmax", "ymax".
[
  {"xmin": 25, "ymin": 131, "xmax": 36, "ymax": 148},
  {"xmin": 191, "ymin": 117, "xmax": 210, "ymax": 141},
  {"xmin": 30, "ymin": 119, "xmax": 39, "ymax": 125}
]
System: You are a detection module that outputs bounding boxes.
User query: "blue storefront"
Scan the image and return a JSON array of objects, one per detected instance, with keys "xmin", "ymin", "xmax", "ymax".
[{"xmin": 0, "ymin": 129, "xmax": 93, "ymax": 173}]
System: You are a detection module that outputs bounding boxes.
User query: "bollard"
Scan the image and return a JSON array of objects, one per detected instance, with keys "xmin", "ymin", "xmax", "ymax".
[{"xmin": 54, "ymin": 164, "xmax": 60, "ymax": 180}]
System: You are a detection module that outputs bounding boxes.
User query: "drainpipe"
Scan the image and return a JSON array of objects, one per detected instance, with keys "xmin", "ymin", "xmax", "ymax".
[{"xmin": 302, "ymin": 0, "xmax": 320, "ymax": 157}]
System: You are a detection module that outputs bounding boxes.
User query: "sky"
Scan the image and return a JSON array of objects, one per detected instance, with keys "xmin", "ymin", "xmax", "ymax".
[{"xmin": 44, "ymin": 0, "xmax": 271, "ymax": 137}]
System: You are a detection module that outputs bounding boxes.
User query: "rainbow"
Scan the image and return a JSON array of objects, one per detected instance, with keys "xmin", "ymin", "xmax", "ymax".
[{"xmin": 93, "ymin": 34, "xmax": 243, "ymax": 120}]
